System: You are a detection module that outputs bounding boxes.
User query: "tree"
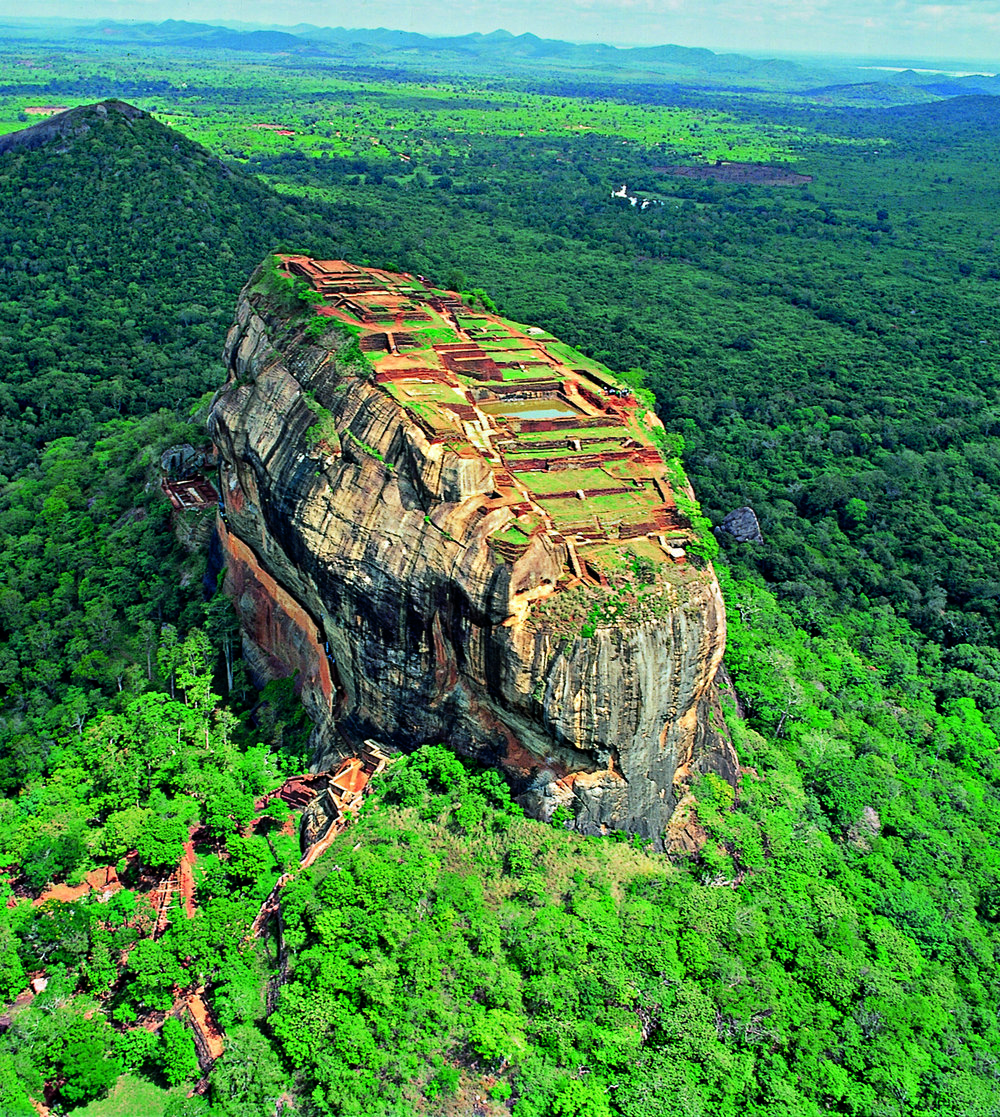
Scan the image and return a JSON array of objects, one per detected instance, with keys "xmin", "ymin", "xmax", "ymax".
[
  {"xmin": 136, "ymin": 810, "xmax": 187, "ymax": 872},
  {"xmin": 0, "ymin": 1046, "xmax": 39, "ymax": 1117},
  {"xmin": 469, "ymin": 1009, "xmax": 527, "ymax": 1066},
  {"xmin": 158, "ymin": 1017, "xmax": 201, "ymax": 1086},
  {"xmin": 225, "ymin": 834, "xmax": 270, "ymax": 888},
  {"xmin": 0, "ymin": 920, "xmax": 25, "ymax": 1001},
  {"xmin": 21, "ymin": 826, "xmax": 89, "ymax": 892},
  {"xmin": 843, "ymin": 496, "xmax": 868, "ymax": 531},
  {"xmin": 204, "ymin": 590, "xmax": 239, "ymax": 695},
  {"xmin": 50, "ymin": 1017, "xmax": 121, "ymax": 1106},
  {"xmin": 203, "ymin": 773, "xmax": 255, "ymax": 838},
  {"xmin": 18, "ymin": 902, "xmax": 91, "ymax": 969},
  {"xmin": 115, "ymin": 1022, "xmax": 158, "ymax": 1073},
  {"xmin": 102, "ymin": 806, "xmax": 152, "ymax": 861},
  {"xmin": 176, "ymin": 628, "xmax": 215, "ymax": 714},
  {"xmin": 209, "ymin": 1025, "xmax": 288, "ymax": 1117},
  {"xmin": 126, "ymin": 938, "xmax": 187, "ymax": 1011},
  {"xmin": 551, "ymin": 1078, "xmax": 612, "ymax": 1117}
]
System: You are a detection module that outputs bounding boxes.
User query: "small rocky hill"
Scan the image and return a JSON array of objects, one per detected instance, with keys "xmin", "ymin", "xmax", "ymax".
[
  {"xmin": 0, "ymin": 99, "xmax": 347, "ymax": 474},
  {"xmin": 0, "ymin": 99, "xmax": 146, "ymax": 154}
]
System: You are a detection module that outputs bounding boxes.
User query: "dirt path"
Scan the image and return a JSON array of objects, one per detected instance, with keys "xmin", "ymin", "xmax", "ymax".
[
  {"xmin": 34, "ymin": 865, "xmax": 121, "ymax": 907},
  {"xmin": 187, "ymin": 990, "xmax": 225, "ymax": 1061},
  {"xmin": 178, "ymin": 840, "xmax": 197, "ymax": 919}
]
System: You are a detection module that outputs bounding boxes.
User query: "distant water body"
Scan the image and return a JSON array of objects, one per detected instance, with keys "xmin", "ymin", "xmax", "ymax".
[{"xmin": 858, "ymin": 66, "xmax": 997, "ymax": 77}]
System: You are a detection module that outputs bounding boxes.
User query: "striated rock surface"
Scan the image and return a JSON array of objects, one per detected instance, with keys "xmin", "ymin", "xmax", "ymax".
[{"xmin": 209, "ymin": 259, "xmax": 737, "ymax": 845}]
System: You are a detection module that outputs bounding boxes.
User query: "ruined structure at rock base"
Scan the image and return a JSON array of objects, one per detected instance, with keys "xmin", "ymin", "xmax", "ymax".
[{"xmin": 209, "ymin": 256, "xmax": 738, "ymax": 847}]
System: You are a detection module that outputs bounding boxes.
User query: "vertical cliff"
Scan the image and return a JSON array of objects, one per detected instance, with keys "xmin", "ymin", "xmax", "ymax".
[{"xmin": 209, "ymin": 258, "xmax": 737, "ymax": 846}]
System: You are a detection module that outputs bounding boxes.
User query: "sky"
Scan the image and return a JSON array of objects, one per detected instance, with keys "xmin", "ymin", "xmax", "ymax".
[{"xmin": 6, "ymin": 0, "xmax": 1000, "ymax": 64}]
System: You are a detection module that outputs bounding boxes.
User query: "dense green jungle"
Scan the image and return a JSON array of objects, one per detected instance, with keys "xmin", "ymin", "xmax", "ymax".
[{"xmin": 2, "ymin": 22, "xmax": 1000, "ymax": 1117}]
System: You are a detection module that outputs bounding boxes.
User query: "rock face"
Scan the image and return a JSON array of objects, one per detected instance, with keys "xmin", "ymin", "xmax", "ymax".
[
  {"xmin": 716, "ymin": 506, "xmax": 764, "ymax": 544},
  {"xmin": 209, "ymin": 263, "xmax": 737, "ymax": 845}
]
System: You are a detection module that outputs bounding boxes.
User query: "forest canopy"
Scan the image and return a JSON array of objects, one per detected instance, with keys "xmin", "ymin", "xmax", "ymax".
[{"xmin": 0, "ymin": 35, "xmax": 999, "ymax": 1117}]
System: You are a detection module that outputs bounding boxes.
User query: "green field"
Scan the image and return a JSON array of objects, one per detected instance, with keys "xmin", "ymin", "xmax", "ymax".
[
  {"xmin": 513, "ymin": 467, "xmax": 615, "ymax": 493},
  {"xmin": 505, "ymin": 443, "xmax": 602, "ymax": 460},
  {"xmin": 515, "ymin": 426, "xmax": 625, "ymax": 443},
  {"xmin": 538, "ymin": 487, "xmax": 660, "ymax": 519},
  {"xmin": 491, "ymin": 525, "xmax": 532, "ymax": 547},
  {"xmin": 402, "ymin": 326, "xmax": 461, "ymax": 346},
  {"xmin": 75, "ymin": 1075, "xmax": 183, "ymax": 1117},
  {"xmin": 542, "ymin": 341, "xmax": 620, "ymax": 383}
]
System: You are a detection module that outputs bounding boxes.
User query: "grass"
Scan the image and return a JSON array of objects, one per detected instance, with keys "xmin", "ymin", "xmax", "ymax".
[
  {"xmin": 628, "ymin": 537, "xmax": 670, "ymax": 562},
  {"xmin": 504, "ymin": 445, "xmax": 591, "ymax": 461},
  {"xmin": 503, "ymin": 321, "xmax": 558, "ymax": 341},
  {"xmin": 386, "ymin": 379, "xmax": 466, "ymax": 407},
  {"xmin": 513, "ymin": 467, "xmax": 613, "ymax": 494},
  {"xmin": 589, "ymin": 489, "xmax": 661, "ymax": 513},
  {"xmin": 542, "ymin": 341, "xmax": 619, "ymax": 383},
  {"xmin": 369, "ymin": 801, "xmax": 670, "ymax": 909},
  {"xmin": 492, "ymin": 526, "xmax": 532, "ymax": 547},
  {"xmin": 479, "ymin": 341, "xmax": 539, "ymax": 355},
  {"xmin": 407, "ymin": 326, "xmax": 461, "ymax": 345},
  {"xmin": 601, "ymin": 459, "xmax": 643, "ymax": 480},
  {"xmin": 498, "ymin": 365, "xmax": 558, "ymax": 381},
  {"xmin": 535, "ymin": 496, "xmax": 600, "ymax": 520},
  {"xmin": 584, "ymin": 539, "xmax": 672, "ymax": 578},
  {"xmin": 476, "ymin": 337, "xmax": 525, "ymax": 348},
  {"xmin": 516, "ymin": 426, "xmax": 625, "ymax": 443},
  {"xmin": 537, "ymin": 487, "xmax": 661, "ymax": 520},
  {"xmin": 75, "ymin": 1075, "xmax": 184, "ymax": 1117},
  {"xmin": 573, "ymin": 440, "xmax": 630, "ymax": 454},
  {"xmin": 581, "ymin": 544, "xmax": 633, "ymax": 572},
  {"xmin": 531, "ymin": 819, "xmax": 671, "ymax": 900}
]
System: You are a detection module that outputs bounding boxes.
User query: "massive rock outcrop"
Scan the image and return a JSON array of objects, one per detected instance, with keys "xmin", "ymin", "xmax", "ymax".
[{"xmin": 209, "ymin": 258, "xmax": 737, "ymax": 845}]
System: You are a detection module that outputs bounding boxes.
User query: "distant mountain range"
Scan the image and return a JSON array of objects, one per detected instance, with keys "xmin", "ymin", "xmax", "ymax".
[
  {"xmin": 2, "ymin": 18, "xmax": 997, "ymax": 100},
  {"xmin": 804, "ymin": 68, "xmax": 1000, "ymax": 103}
]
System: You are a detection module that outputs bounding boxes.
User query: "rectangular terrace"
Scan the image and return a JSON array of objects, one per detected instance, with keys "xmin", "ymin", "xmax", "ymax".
[{"xmin": 276, "ymin": 255, "xmax": 691, "ymax": 571}]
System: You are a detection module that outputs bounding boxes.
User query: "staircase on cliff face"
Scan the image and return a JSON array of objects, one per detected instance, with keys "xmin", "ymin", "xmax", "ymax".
[{"xmin": 247, "ymin": 741, "xmax": 391, "ymax": 942}]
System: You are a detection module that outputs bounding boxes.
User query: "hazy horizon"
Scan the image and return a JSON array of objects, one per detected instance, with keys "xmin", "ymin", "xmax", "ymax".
[{"xmin": 2, "ymin": 3, "xmax": 999, "ymax": 66}]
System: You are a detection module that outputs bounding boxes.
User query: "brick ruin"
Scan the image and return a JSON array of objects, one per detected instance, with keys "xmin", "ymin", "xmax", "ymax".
[{"xmin": 279, "ymin": 255, "xmax": 693, "ymax": 584}]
